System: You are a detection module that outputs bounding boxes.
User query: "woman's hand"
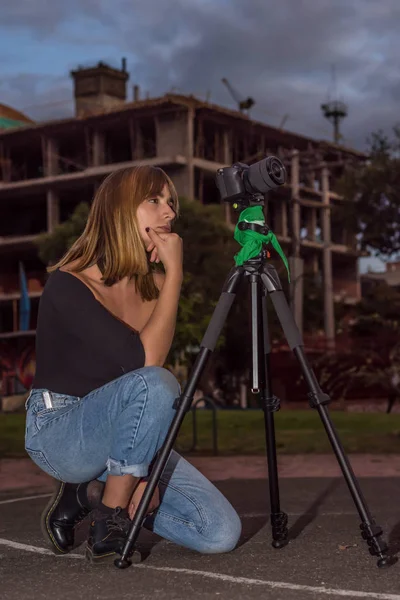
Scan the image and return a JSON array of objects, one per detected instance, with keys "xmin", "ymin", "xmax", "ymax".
[
  {"xmin": 128, "ymin": 480, "xmax": 160, "ymax": 519},
  {"xmin": 146, "ymin": 240, "xmax": 161, "ymax": 264},
  {"xmin": 146, "ymin": 242, "xmax": 160, "ymax": 264},
  {"xmin": 145, "ymin": 228, "xmax": 183, "ymax": 275}
]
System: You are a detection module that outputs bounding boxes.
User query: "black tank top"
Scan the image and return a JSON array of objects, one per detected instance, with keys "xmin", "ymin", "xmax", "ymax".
[{"xmin": 32, "ymin": 269, "xmax": 146, "ymax": 397}]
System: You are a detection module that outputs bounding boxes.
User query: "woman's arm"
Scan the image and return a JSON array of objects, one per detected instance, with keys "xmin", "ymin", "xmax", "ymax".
[{"xmin": 139, "ymin": 270, "xmax": 182, "ymax": 366}]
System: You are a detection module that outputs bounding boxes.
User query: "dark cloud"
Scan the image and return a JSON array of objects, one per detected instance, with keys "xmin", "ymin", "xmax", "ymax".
[
  {"xmin": 1, "ymin": 0, "xmax": 400, "ymax": 149},
  {"xmin": 0, "ymin": 0, "xmax": 117, "ymax": 37}
]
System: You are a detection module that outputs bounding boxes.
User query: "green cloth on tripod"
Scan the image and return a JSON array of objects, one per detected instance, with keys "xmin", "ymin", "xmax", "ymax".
[{"xmin": 233, "ymin": 206, "xmax": 290, "ymax": 281}]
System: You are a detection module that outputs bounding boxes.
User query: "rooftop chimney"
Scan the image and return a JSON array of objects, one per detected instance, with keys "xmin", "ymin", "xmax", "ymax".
[
  {"xmin": 70, "ymin": 59, "xmax": 129, "ymax": 117},
  {"xmin": 133, "ymin": 84, "xmax": 140, "ymax": 102}
]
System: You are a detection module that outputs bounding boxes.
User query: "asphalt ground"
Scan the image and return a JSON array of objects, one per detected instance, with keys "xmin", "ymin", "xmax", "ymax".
[{"xmin": 1, "ymin": 478, "xmax": 400, "ymax": 600}]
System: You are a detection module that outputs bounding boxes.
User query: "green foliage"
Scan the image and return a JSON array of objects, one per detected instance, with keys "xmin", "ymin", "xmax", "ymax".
[
  {"xmin": 167, "ymin": 273, "xmax": 224, "ymax": 366},
  {"xmin": 35, "ymin": 202, "xmax": 90, "ymax": 265},
  {"xmin": 176, "ymin": 409, "xmax": 400, "ymax": 455},
  {"xmin": 164, "ymin": 198, "xmax": 238, "ymax": 366},
  {"xmin": 315, "ymin": 282, "xmax": 400, "ymax": 403},
  {"xmin": 173, "ymin": 198, "xmax": 239, "ymax": 297},
  {"xmin": 311, "ymin": 307, "xmax": 400, "ymax": 402},
  {"xmin": 4, "ymin": 410, "xmax": 400, "ymax": 458},
  {"xmin": 366, "ymin": 127, "xmax": 400, "ymax": 161},
  {"xmin": 357, "ymin": 281, "xmax": 400, "ymax": 321},
  {"xmin": 301, "ymin": 270, "xmax": 325, "ymax": 332},
  {"xmin": 336, "ymin": 127, "xmax": 400, "ymax": 257}
]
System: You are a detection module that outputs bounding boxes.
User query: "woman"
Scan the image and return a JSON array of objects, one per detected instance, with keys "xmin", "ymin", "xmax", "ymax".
[{"xmin": 25, "ymin": 165, "xmax": 241, "ymax": 563}]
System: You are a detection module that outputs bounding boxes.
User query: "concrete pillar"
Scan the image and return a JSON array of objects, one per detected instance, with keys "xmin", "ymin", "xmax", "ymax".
[
  {"xmin": 129, "ymin": 118, "xmax": 135, "ymax": 160},
  {"xmin": 306, "ymin": 208, "xmax": 317, "ymax": 241},
  {"xmin": 311, "ymin": 252, "xmax": 319, "ymax": 274},
  {"xmin": 187, "ymin": 107, "xmax": 195, "ymax": 200},
  {"xmin": 289, "ymin": 149, "xmax": 304, "ymax": 333},
  {"xmin": 275, "ymin": 203, "xmax": 288, "ymax": 237},
  {"xmin": 129, "ymin": 118, "xmax": 145, "ymax": 160},
  {"xmin": 213, "ymin": 129, "xmax": 220, "ymax": 162},
  {"xmin": 42, "ymin": 136, "xmax": 58, "ymax": 176},
  {"xmin": 222, "ymin": 129, "xmax": 232, "ymax": 223},
  {"xmin": 47, "ymin": 189, "xmax": 60, "ymax": 233},
  {"xmin": 195, "ymin": 118, "xmax": 203, "ymax": 157},
  {"xmin": 0, "ymin": 142, "xmax": 11, "ymax": 182},
  {"xmin": 222, "ymin": 130, "xmax": 231, "ymax": 164},
  {"xmin": 92, "ymin": 130, "xmax": 105, "ymax": 166},
  {"xmin": 288, "ymin": 256, "xmax": 304, "ymax": 334},
  {"xmin": 321, "ymin": 165, "xmax": 335, "ymax": 349},
  {"xmin": 290, "ymin": 150, "xmax": 300, "ymax": 257}
]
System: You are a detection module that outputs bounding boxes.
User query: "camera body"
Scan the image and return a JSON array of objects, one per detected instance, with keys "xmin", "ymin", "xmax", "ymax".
[{"xmin": 215, "ymin": 156, "xmax": 286, "ymax": 208}]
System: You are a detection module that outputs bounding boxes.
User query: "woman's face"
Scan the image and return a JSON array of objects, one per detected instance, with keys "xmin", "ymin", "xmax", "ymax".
[{"xmin": 136, "ymin": 183, "xmax": 176, "ymax": 246}]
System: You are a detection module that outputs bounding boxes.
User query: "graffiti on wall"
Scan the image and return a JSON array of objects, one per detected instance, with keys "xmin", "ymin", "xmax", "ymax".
[{"xmin": 0, "ymin": 337, "xmax": 36, "ymax": 396}]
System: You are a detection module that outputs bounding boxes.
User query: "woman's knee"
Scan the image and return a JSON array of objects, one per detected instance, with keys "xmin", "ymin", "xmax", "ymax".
[
  {"xmin": 201, "ymin": 507, "xmax": 242, "ymax": 554},
  {"xmin": 124, "ymin": 366, "xmax": 180, "ymax": 413},
  {"xmin": 144, "ymin": 366, "xmax": 180, "ymax": 404},
  {"xmin": 147, "ymin": 366, "xmax": 180, "ymax": 392}
]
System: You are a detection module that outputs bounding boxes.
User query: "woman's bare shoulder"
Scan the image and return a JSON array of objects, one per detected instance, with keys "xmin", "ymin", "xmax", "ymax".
[
  {"xmin": 60, "ymin": 261, "xmax": 100, "ymax": 283},
  {"xmin": 59, "ymin": 259, "xmax": 81, "ymax": 271}
]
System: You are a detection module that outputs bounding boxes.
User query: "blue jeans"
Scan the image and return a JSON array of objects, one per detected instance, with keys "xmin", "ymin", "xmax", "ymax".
[{"xmin": 25, "ymin": 366, "xmax": 241, "ymax": 554}]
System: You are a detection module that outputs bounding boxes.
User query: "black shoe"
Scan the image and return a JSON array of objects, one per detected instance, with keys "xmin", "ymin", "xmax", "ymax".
[
  {"xmin": 85, "ymin": 506, "xmax": 130, "ymax": 563},
  {"xmin": 41, "ymin": 481, "xmax": 103, "ymax": 554}
]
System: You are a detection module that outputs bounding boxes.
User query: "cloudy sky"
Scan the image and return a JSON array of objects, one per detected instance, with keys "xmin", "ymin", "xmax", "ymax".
[{"xmin": 1, "ymin": 0, "xmax": 399, "ymax": 154}]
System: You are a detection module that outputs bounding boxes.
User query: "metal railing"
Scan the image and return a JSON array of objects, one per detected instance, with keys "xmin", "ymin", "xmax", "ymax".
[{"xmin": 177, "ymin": 395, "xmax": 219, "ymax": 456}]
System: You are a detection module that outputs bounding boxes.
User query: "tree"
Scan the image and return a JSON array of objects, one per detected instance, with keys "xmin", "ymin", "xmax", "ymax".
[
  {"xmin": 336, "ymin": 127, "xmax": 400, "ymax": 258},
  {"xmin": 172, "ymin": 198, "xmax": 239, "ymax": 299},
  {"xmin": 357, "ymin": 280, "xmax": 400, "ymax": 322},
  {"xmin": 310, "ymin": 290, "xmax": 400, "ymax": 410},
  {"xmin": 35, "ymin": 202, "xmax": 90, "ymax": 266},
  {"xmin": 168, "ymin": 199, "xmax": 251, "ymax": 387}
]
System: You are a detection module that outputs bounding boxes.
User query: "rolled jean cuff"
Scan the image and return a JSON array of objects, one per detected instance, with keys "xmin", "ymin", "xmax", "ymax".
[{"xmin": 106, "ymin": 457, "xmax": 150, "ymax": 478}]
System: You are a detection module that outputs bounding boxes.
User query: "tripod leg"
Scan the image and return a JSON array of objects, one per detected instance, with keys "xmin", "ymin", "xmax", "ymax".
[
  {"xmin": 253, "ymin": 277, "xmax": 288, "ymax": 548},
  {"xmin": 115, "ymin": 266, "xmax": 245, "ymax": 569},
  {"xmin": 261, "ymin": 268, "xmax": 396, "ymax": 568}
]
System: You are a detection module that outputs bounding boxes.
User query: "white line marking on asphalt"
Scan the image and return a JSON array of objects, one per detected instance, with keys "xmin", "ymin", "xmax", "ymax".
[
  {"xmin": 0, "ymin": 537, "xmax": 398, "ymax": 599},
  {"xmin": 0, "ymin": 494, "xmax": 51, "ymax": 506},
  {"xmin": 0, "ymin": 538, "xmax": 83, "ymax": 559},
  {"xmin": 241, "ymin": 512, "xmax": 358, "ymax": 518},
  {"xmin": 136, "ymin": 566, "xmax": 400, "ymax": 599}
]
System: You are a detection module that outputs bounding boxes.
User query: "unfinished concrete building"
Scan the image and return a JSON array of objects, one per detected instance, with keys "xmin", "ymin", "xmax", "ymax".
[{"xmin": 0, "ymin": 60, "xmax": 366, "ymax": 347}]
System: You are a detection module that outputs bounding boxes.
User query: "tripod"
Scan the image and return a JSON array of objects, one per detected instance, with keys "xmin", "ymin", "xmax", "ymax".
[{"xmin": 115, "ymin": 244, "xmax": 396, "ymax": 570}]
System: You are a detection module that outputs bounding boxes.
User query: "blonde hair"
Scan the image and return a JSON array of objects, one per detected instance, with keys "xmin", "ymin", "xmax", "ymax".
[{"xmin": 48, "ymin": 166, "xmax": 179, "ymax": 301}]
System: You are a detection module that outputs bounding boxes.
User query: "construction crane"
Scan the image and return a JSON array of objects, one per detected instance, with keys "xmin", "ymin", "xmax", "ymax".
[{"xmin": 221, "ymin": 78, "xmax": 255, "ymax": 114}]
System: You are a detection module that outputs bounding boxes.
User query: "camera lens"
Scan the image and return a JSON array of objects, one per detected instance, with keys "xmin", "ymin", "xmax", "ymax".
[
  {"xmin": 266, "ymin": 157, "xmax": 285, "ymax": 185},
  {"xmin": 246, "ymin": 155, "xmax": 286, "ymax": 194}
]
